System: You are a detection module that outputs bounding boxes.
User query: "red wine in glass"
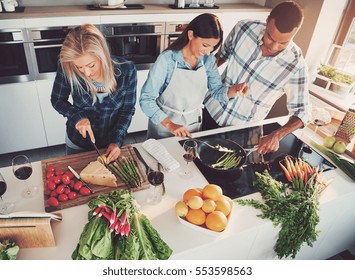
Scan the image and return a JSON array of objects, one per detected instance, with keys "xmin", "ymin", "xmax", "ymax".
[
  {"xmin": 183, "ymin": 151, "xmax": 196, "ymax": 162},
  {"xmin": 148, "ymin": 170, "xmax": 164, "ymax": 186},
  {"xmin": 0, "ymin": 181, "xmax": 7, "ymax": 197},
  {"xmin": 12, "ymin": 155, "xmax": 38, "ymax": 198},
  {"xmin": 180, "ymin": 140, "xmax": 197, "ymax": 178},
  {"xmin": 146, "ymin": 162, "xmax": 164, "ymax": 204},
  {"xmin": 0, "ymin": 172, "xmax": 15, "ymax": 214},
  {"xmin": 14, "ymin": 166, "xmax": 33, "ymax": 180}
]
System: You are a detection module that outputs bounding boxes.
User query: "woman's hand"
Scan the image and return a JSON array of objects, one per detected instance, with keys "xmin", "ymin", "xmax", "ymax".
[
  {"xmin": 228, "ymin": 82, "xmax": 248, "ymax": 99},
  {"xmin": 105, "ymin": 144, "xmax": 121, "ymax": 163},
  {"xmin": 162, "ymin": 118, "xmax": 192, "ymax": 138},
  {"xmin": 75, "ymin": 118, "xmax": 95, "ymax": 143}
]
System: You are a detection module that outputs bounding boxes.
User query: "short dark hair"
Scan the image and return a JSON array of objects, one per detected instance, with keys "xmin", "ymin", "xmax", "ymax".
[
  {"xmin": 167, "ymin": 13, "xmax": 223, "ymax": 53},
  {"xmin": 269, "ymin": 1, "xmax": 304, "ymax": 33}
]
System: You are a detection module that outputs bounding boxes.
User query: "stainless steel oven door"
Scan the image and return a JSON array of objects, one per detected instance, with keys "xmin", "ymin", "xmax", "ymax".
[
  {"xmin": 164, "ymin": 22, "xmax": 188, "ymax": 49},
  {"xmin": 0, "ymin": 28, "xmax": 34, "ymax": 84},
  {"xmin": 102, "ymin": 22, "xmax": 166, "ymax": 70},
  {"xmin": 28, "ymin": 26, "xmax": 74, "ymax": 80},
  {"xmin": 30, "ymin": 40, "xmax": 63, "ymax": 80}
]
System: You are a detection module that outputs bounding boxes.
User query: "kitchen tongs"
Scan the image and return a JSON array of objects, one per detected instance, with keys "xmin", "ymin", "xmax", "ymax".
[{"xmin": 188, "ymin": 136, "xmax": 235, "ymax": 153}]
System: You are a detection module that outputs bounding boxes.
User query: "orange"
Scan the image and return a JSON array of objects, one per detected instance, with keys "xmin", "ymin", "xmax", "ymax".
[
  {"xmin": 205, "ymin": 211, "xmax": 228, "ymax": 232},
  {"xmin": 201, "ymin": 199, "xmax": 216, "ymax": 213},
  {"xmin": 183, "ymin": 188, "xmax": 202, "ymax": 203},
  {"xmin": 175, "ymin": 201, "xmax": 189, "ymax": 217},
  {"xmin": 215, "ymin": 196, "xmax": 232, "ymax": 217},
  {"xmin": 186, "ymin": 208, "xmax": 206, "ymax": 226},
  {"xmin": 187, "ymin": 195, "xmax": 203, "ymax": 209},
  {"xmin": 202, "ymin": 184, "xmax": 223, "ymax": 201}
]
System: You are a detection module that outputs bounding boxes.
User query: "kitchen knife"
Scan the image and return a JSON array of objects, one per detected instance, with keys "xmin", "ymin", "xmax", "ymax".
[
  {"xmin": 89, "ymin": 139, "xmax": 108, "ymax": 166},
  {"xmin": 133, "ymin": 147, "xmax": 150, "ymax": 173},
  {"xmin": 68, "ymin": 165, "xmax": 94, "ymax": 193}
]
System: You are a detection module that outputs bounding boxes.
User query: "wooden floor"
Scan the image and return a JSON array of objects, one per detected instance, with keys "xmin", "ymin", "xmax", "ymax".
[{"xmin": 0, "ymin": 131, "xmax": 147, "ymax": 168}]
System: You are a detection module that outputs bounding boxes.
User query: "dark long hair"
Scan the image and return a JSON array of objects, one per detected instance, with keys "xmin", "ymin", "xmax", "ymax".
[{"xmin": 166, "ymin": 13, "xmax": 223, "ymax": 53}]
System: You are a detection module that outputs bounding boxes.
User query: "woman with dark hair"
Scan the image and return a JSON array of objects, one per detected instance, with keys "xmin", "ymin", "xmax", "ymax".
[{"xmin": 140, "ymin": 13, "xmax": 245, "ymax": 139}]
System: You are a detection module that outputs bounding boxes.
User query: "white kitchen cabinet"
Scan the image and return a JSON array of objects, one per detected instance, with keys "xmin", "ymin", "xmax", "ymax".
[
  {"xmin": 0, "ymin": 82, "xmax": 47, "ymax": 154},
  {"xmin": 128, "ymin": 69, "xmax": 149, "ymax": 133},
  {"xmin": 36, "ymin": 79, "xmax": 67, "ymax": 146}
]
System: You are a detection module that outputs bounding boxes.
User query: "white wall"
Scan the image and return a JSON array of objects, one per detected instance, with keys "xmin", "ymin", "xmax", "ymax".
[{"xmin": 305, "ymin": 0, "xmax": 348, "ymax": 79}]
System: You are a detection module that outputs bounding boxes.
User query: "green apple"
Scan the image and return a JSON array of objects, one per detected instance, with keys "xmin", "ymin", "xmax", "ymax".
[
  {"xmin": 333, "ymin": 141, "xmax": 347, "ymax": 154},
  {"xmin": 323, "ymin": 135, "xmax": 336, "ymax": 148}
]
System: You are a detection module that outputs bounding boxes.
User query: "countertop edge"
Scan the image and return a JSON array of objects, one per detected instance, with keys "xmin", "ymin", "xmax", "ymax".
[{"xmin": 0, "ymin": 4, "xmax": 272, "ymax": 20}]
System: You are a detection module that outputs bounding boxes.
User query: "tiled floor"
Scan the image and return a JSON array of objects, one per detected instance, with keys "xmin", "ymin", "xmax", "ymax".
[{"xmin": 0, "ymin": 129, "xmax": 354, "ymax": 260}]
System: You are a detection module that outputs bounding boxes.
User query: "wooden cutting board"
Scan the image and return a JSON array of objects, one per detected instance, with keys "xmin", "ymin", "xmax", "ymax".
[
  {"xmin": 307, "ymin": 118, "xmax": 355, "ymax": 159},
  {"xmin": 41, "ymin": 144, "xmax": 149, "ymax": 212}
]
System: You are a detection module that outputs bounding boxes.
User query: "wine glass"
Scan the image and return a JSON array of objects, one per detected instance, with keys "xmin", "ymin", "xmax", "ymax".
[
  {"xmin": 12, "ymin": 155, "xmax": 38, "ymax": 198},
  {"xmin": 0, "ymin": 172, "xmax": 15, "ymax": 214},
  {"xmin": 310, "ymin": 117, "xmax": 326, "ymax": 143},
  {"xmin": 146, "ymin": 161, "xmax": 164, "ymax": 205},
  {"xmin": 179, "ymin": 140, "xmax": 197, "ymax": 179}
]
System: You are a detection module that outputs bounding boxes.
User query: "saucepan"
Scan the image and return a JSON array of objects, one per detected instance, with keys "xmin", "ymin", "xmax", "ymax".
[{"xmin": 195, "ymin": 138, "xmax": 257, "ymax": 176}]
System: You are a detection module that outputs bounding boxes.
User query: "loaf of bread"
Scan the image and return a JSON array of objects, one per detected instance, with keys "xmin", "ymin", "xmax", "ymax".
[{"xmin": 80, "ymin": 161, "xmax": 117, "ymax": 187}]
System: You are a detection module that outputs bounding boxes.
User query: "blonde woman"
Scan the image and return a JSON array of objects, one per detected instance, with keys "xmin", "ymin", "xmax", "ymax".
[{"xmin": 51, "ymin": 24, "xmax": 137, "ymax": 162}]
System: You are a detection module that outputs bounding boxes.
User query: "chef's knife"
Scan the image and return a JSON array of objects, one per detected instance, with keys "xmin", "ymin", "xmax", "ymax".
[
  {"xmin": 89, "ymin": 139, "xmax": 108, "ymax": 166},
  {"xmin": 68, "ymin": 165, "xmax": 94, "ymax": 193},
  {"xmin": 133, "ymin": 147, "xmax": 150, "ymax": 174}
]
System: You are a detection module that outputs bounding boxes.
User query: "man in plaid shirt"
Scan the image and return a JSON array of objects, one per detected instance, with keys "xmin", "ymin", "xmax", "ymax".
[{"xmin": 203, "ymin": 1, "xmax": 310, "ymax": 154}]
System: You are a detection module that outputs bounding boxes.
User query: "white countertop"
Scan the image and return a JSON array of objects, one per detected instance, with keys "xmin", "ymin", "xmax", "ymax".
[{"xmin": 1, "ymin": 116, "xmax": 354, "ymax": 260}]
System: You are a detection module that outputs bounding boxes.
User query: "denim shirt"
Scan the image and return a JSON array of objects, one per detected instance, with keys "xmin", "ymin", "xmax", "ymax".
[
  {"xmin": 139, "ymin": 50, "xmax": 229, "ymax": 125},
  {"xmin": 51, "ymin": 56, "xmax": 137, "ymax": 150}
]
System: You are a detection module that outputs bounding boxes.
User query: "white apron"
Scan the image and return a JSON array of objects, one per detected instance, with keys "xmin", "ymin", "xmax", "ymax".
[{"xmin": 148, "ymin": 61, "xmax": 208, "ymax": 139}]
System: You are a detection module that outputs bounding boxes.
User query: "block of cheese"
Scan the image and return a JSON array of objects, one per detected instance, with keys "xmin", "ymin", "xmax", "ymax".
[{"xmin": 80, "ymin": 161, "xmax": 117, "ymax": 187}]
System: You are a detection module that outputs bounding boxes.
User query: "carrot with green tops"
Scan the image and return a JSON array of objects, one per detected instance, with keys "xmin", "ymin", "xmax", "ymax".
[{"xmin": 279, "ymin": 162, "xmax": 292, "ymax": 182}]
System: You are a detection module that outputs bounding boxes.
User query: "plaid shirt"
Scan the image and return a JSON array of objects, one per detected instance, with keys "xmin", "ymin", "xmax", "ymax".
[
  {"xmin": 204, "ymin": 20, "xmax": 310, "ymax": 127},
  {"xmin": 51, "ymin": 56, "xmax": 137, "ymax": 150}
]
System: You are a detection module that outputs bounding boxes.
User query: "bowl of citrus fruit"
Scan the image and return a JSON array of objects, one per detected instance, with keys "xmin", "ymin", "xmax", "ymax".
[{"xmin": 175, "ymin": 184, "xmax": 233, "ymax": 236}]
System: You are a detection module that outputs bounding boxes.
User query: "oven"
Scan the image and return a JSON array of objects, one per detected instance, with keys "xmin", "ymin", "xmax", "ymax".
[
  {"xmin": 101, "ymin": 22, "xmax": 165, "ymax": 70},
  {"xmin": 164, "ymin": 22, "xmax": 189, "ymax": 48},
  {"xmin": 28, "ymin": 26, "xmax": 75, "ymax": 80},
  {"xmin": 0, "ymin": 28, "xmax": 34, "ymax": 84}
]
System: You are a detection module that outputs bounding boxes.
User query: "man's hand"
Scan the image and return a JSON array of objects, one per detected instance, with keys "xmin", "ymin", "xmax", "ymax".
[
  {"xmin": 105, "ymin": 144, "xmax": 121, "ymax": 163},
  {"xmin": 162, "ymin": 118, "xmax": 192, "ymax": 138},
  {"xmin": 75, "ymin": 118, "xmax": 95, "ymax": 143},
  {"xmin": 257, "ymin": 116, "xmax": 304, "ymax": 154},
  {"xmin": 257, "ymin": 132, "xmax": 281, "ymax": 154}
]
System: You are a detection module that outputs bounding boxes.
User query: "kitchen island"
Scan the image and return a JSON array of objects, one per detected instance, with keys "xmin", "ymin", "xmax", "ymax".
[{"xmin": 0, "ymin": 116, "xmax": 354, "ymax": 260}]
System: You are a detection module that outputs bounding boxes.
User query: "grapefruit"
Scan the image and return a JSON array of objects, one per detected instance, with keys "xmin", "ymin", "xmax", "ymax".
[
  {"xmin": 202, "ymin": 184, "xmax": 223, "ymax": 201},
  {"xmin": 201, "ymin": 199, "xmax": 216, "ymax": 213},
  {"xmin": 186, "ymin": 208, "xmax": 206, "ymax": 226},
  {"xmin": 175, "ymin": 201, "xmax": 188, "ymax": 217},
  {"xmin": 183, "ymin": 188, "xmax": 202, "ymax": 202},
  {"xmin": 187, "ymin": 195, "xmax": 203, "ymax": 209},
  {"xmin": 205, "ymin": 211, "xmax": 228, "ymax": 232}
]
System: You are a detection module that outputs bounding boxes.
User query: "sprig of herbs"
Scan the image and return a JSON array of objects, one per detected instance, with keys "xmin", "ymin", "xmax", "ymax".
[{"xmin": 236, "ymin": 170, "xmax": 321, "ymax": 259}]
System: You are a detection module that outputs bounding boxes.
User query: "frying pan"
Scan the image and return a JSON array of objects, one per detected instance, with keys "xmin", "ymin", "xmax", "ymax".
[{"xmin": 196, "ymin": 138, "xmax": 256, "ymax": 176}]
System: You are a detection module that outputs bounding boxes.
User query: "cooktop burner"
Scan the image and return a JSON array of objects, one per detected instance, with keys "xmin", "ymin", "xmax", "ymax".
[{"xmin": 179, "ymin": 123, "xmax": 336, "ymax": 199}]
